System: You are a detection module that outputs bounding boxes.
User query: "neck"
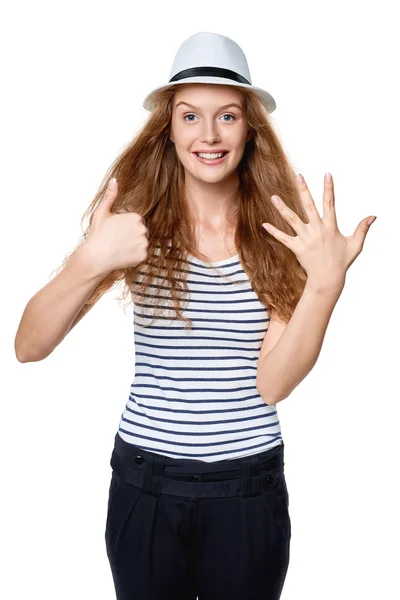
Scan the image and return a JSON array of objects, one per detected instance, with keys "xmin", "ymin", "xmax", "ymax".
[{"xmin": 184, "ymin": 170, "xmax": 240, "ymax": 231}]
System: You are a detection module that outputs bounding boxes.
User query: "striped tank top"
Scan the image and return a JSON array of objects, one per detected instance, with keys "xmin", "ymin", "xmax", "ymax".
[{"xmin": 116, "ymin": 249, "xmax": 283, "ymax": 462}]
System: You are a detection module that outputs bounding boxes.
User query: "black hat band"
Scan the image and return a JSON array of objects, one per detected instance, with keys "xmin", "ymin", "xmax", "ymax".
[{"xmin": 169, "ymin": 66, "xmax": 250, "ymax": 85}]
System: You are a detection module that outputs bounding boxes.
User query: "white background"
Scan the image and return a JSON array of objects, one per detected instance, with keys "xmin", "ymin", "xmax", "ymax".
[{"xmin": 2, "ymin": 1, "xmax": 399, "ymax": 599}]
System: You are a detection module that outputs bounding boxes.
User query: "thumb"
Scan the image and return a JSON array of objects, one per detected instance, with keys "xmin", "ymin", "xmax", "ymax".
[
  {"xmin": 93, "ymin": 177, "xmax": 119, "ymax": 223},
  {"xmin": 350, "ymin": 215, "xmax": 376, "ymax": 252}
]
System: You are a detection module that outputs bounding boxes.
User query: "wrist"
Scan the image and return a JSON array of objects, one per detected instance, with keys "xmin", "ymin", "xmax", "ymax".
[
  {"xmin": 305, "ymin": 275, "xmax": 346, "ymax": 296},
  {"xmin": 73, "ymin": 242, "xmax": 110, "ymax": 281}
]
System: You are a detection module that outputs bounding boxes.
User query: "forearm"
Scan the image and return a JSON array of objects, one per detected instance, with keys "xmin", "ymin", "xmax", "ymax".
[
  {"xmin": 256, "ymin": 280, "xmax": 344, "ymax": 405},
  {"xmin": 14, "ymin": 244, "xmax": 106, "ymax": 362}
]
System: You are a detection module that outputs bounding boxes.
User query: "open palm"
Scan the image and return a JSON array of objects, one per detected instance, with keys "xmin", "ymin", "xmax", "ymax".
[{"xmin": 262, "ymin": 173, "xmax": 376, "ymax": 292}]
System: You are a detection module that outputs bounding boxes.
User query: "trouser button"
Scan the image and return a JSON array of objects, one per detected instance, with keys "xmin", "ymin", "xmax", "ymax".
[{"xmin": 262, "ymin": 474, "xmax": 276, "ymax": 491}]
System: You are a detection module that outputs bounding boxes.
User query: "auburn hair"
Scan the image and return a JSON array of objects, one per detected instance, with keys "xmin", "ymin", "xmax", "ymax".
[{"xmin": 52, "ymin": 83, "xmax": 308, "ymax": 329}]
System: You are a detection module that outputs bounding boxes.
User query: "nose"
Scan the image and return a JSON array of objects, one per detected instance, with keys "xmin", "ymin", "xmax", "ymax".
[{"xmin": 199, "ymin": 118, "xmax": 222, "ymax": 145}]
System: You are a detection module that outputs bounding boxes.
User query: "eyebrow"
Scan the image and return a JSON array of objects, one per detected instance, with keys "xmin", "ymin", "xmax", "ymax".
[{"xmin": 175, "ymin": 101, "xmax": 243, "ymax": 111}]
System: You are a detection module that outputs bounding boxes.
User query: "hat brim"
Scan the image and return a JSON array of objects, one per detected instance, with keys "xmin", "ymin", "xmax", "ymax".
[{"xmin": 142, "ymin": 76, "xmax": 276, "ymax": 114}]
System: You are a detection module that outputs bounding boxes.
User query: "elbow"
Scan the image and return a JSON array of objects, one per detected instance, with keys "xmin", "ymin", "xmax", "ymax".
[
  {"xmin": 264, "ymin": 396, "xmax": 279, "ymax": 406},
  {"xmin": 15, "ymin": 347, "xmax": 33, "ymax": 362},
  {"xmin": 257, "ymin": 384, "xmax": 287, "ymax": 406},
  {"xmin": 15, "ymin": 332, "xmax": 29, "ymax": 362},
  {"xmin": 15, "ymin": 339, "xmax": 31, "ymax": 362},
  {"xmin": 257, "ymin": 385, "xmax": 279, "ymax": 406},
  {"xmin": 264, "ymin": 395, "xmax": 286, "ymax": 407},
  {"xmin": 15, "ymin": 342, "xmax": 49, "ymax": 363},
  {"xmin": 15, "ymin": 340, "xmax": 26, "ymax": 363},
  {"xmin": 16, "ymin": 352, "xmax": 47, "ymax": 363}
]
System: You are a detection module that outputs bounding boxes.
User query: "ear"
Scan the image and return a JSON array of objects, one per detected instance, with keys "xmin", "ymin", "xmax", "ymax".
[{"xmin": 246, "ymin": 130, "xmax": 252, "ymax": 143}]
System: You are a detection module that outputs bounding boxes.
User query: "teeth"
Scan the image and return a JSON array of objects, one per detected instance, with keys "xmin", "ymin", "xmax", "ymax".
[{"xmin": 197, "ymin": 152, "xmax": 225, "ymax": 159}]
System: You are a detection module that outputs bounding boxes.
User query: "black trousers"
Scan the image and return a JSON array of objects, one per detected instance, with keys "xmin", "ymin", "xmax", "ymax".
[{"xmin": 105, "ymin": 432, "xmax": 291, "ymax": 600}]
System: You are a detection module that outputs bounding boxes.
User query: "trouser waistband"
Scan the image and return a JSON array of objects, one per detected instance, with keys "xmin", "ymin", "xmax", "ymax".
[{"xmin": 110, "ymin": 432, "xmax": 285, "ymax": 500}]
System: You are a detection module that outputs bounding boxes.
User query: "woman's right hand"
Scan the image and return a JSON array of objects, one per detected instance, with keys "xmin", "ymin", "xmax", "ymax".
[{"xmin": 84, "ymin": 177, "xmax": 149, "ymax": 276}]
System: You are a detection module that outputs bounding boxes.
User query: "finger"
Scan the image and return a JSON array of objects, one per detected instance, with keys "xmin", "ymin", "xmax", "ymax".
[
  {"xmin": 269, "ymin": 194, "xmax": 309, "ymax": 242},
  {"xmin": 92, "ymin": 177, "xmax": 118, "ymax": 223},
  {"xmin": 295, "ymin": 174, "xmax": 322, "ymax": 228},
  {"xmin": 140, "ymin": 217, "xmax": 149, "ymax": 237},
  {"xmin": 322, "ymin": 172, "xmax": 338, "ymax": 228},
  {"xmin": 262, "ymin": 221, "xmax": 298, "ymax": 251},
  {"xmin": 347, "ymin": 216, "xmax": 376, "ymax": 256}
]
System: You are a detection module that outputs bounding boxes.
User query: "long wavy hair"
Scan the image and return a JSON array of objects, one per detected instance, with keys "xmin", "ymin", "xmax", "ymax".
[{"xmin": 52, "ymin": 83, "xmax": 308, "ymax": 330}]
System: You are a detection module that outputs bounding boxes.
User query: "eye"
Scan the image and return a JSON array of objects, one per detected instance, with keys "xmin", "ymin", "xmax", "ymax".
[{"xmin": 183, "ymin": 113, "xmax": 236, "ymax": 122}]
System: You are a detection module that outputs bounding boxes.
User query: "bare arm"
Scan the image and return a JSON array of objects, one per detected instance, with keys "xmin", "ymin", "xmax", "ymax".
[
  {"xmin": 14, "ymin": 244, "xmax": 108, "ymax": 363},
  {"xmin": 256, "ymin": 281, "xmax": 344, "ymax": 405}
]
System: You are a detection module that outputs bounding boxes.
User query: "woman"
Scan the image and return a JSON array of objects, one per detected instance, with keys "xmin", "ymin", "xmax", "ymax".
[{"xmin": 15, "ymin": 31, "xmax": 376, "ymax": 600}]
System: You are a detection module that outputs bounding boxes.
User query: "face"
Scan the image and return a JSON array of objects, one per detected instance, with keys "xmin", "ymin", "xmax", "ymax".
[{"xmin": 169, "ymin": 84, "xmax": 251, "ymax": 183}]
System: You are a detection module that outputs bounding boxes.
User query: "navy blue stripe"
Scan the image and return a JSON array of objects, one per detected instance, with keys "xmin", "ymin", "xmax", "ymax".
[
  {"xmin": 134, "ymin": 314, "xmax": 267, "ymax": 322},
  {"xmin": 134, "ymin": 373, "xmax": 256, "ymax": 382},
  {"xmin": 134, "ymin": 326, "xmax": 268, "ymax": 334},
  {"xmin": 135, "ymin": 331, "xmax": 264, "ymax": 342},
  {"xmin": 128, "ymin": 394, "xmax": 270, "ymax": 410},
  {"xmin": 121, "ymin": 413, "xmax": 278, "ymax": 434},
  {"xmin": 135, "ymin": 362, "xmax": 257, "ymax": 372}
]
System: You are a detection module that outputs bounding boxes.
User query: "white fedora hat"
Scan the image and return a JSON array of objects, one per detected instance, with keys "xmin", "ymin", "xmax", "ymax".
[{"xmin": 143, "ymin": 31, "xmax": 277, "ymax": 114}]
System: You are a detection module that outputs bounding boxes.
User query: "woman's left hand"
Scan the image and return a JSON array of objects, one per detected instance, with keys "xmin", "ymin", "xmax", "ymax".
[{"xmin": 262, "ymin": 173, "xmax": 376, "ymax": 293}]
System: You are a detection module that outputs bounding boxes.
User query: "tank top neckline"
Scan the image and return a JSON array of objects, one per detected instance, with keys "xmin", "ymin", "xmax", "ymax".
[
  {"xmin": 186, "ymin": 252, "xmax": 240, "ymax": 267},
  {"xmin": 154, "ymin": 245, "xmax": 240, "ymax": 267}
]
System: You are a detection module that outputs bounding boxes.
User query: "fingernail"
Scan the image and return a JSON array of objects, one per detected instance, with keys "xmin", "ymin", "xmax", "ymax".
[
  {"xmin": 367, "ymin": 216, "xmax": 377, "ymax": 226},
  {"xmin": 108, "ymin": 177, "xmax": 117, "ymax": 190},
  {"xmin": 325, "ymin": 172, "xmax": 332, "ymax": 183},
  {"xmin": 271, "ymin": 195, "xmax": 280, "ymax": 205},
  {"xmin": 295, "ymin": 174, "xmax": 304, "ymax": 184}
]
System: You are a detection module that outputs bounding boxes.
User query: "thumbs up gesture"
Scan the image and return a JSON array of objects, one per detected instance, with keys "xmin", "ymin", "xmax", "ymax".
[{"xmin": 85, "ymin": 177, "xmax": 149, "ymax": 276}]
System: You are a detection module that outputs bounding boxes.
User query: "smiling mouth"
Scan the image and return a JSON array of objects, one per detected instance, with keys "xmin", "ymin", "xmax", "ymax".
[{"xmin": 192, "ymin": 151, "xmax": 229, "ymax": 164}]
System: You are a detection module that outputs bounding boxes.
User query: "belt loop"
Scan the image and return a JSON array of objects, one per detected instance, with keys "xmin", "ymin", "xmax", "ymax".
[
  {"xmin": 242, "ymin": 456, "xmax": 262, "ymax": 497},
  {"xmin": 141, "ymin": 459, "xmax": 153, "ymax": 495},
  {"xmin": 148, "ymin": 455, "xmax": 167, "ymax": 497},
  {"xmin": 249, "ymin": 455, "xmax": 261, "ymax": 495},
  {"xmin": 241, "ymin": 458, "xmax": 251, "ymax": 497}
]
